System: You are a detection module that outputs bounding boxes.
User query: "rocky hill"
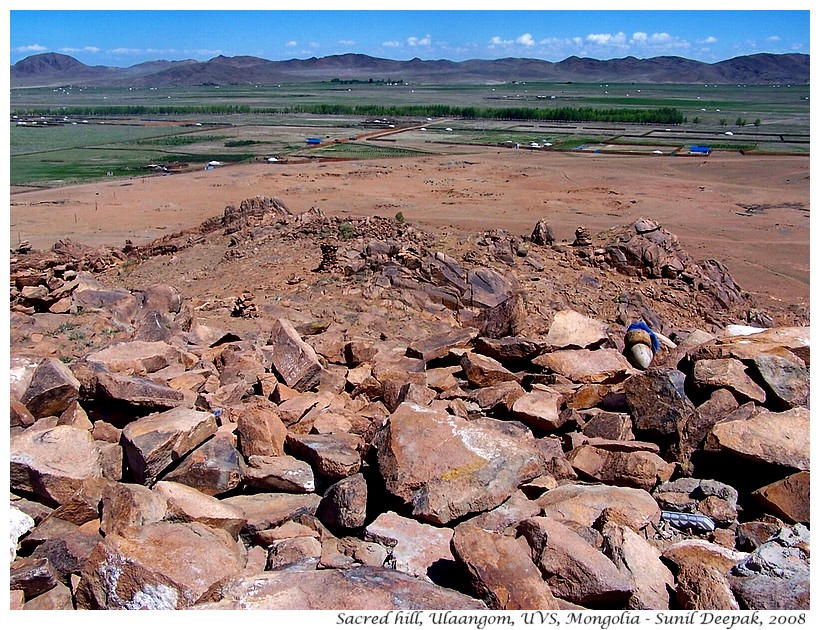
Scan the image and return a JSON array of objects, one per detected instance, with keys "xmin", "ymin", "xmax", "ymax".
[
  {"xmin": 10, "ymin": 51, "xmax": 810, "ymax": 87},
  {"xmin": 9, "ymin": 198, "xmax": 810, "ymax": 610}
]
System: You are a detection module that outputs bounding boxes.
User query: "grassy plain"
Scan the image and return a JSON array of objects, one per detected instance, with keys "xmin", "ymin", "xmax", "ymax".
[{"xmin": 10, "ymin": 81, "xmax": 809, "ymax": 187}]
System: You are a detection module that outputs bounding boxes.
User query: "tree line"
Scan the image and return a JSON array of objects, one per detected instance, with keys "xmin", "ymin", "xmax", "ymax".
[{"xmin": 14, "ymin": 103, "xmax": 685, "ymax": 124}]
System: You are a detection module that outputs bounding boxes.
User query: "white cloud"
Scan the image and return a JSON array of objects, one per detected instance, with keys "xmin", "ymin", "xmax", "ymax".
[
  {"xmin": 338, "ymin": 40, "xmax": 355, "ymax": 46},
  {"xmin": 632, "ymin": 32, "xmax": 648, "ymax": 43},
  {"xmin": 587, "ymin": 32, "xmax": 627, "ymax": 46},
  {"xmin": 14, "ymin": 44, "xmax": 48, "ymax": 53},
  {"xmin": 59, "ymin": 46, "xmax": 101, "ymax": 54},
  {"xmin": 109, "ymin": 48, "xmax": 144, "ymax": 55},
  {"xmin": 382, "ymin": 40, "xmax": 401, "ymax": 47},
  {"xmin": 516, "ymin": 33, "xmax": 535, "ymax": 47},
  {"xmin": 407, "ymin": 34, "xmax": 431, "ymax": 47},
  {"xmin": 698, "ymin": 36, "xmax": 718, "ymax": 44},
  {"xmin": 490, "ymin": 33, "xmax": 538, "ymax": 48},
  {"xmin": 766, "ymin": 35, "xmax": 781, "ymax": 42}
]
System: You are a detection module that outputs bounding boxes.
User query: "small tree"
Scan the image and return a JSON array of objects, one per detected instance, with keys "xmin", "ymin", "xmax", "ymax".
[
  {"xmin": 692, "ymin": 116, "xmax": 701, "ymax": 125},
  {"xmin": 719, "ymin": 118, "xmax": 727, "ymax": 126},
  {"xmin": 754, "ymin": 118, "xmax": 761, "ymax": 127},
  {"xmin": 736, "ymin": 117, "xmax": 747, "ymax": 127}
]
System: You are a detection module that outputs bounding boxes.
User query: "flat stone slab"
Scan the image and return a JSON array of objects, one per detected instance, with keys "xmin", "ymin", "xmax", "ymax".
[
  {"xmin": 11, "ymin": 425, "xmax": 103, "ymax": 505},
  {"xmin": 544, "ymin": 309, "xmax": 609, "ymax": 349},
  {"xmin": 374, "ymin": 402, "xmax": 544, "ymax": 525},
  {"xmin": 706, "ymin": 407, "xmax": 809, "ymax": 470},
  {"xmin": 533, "ymin": 348, "xmax": 634, "ymax": 384},
  {"xmin": 535, "ymin": 483, "xmax": 661, "ymax": 531},
  {"xmin": 194, "ymin": 566, "xmax": 486, "ymax": 610},
  {"xmin": 79, "ymin": 521, "xmax": 246, "ymax": 609},
  {"xmin": 364, "ymin": 511, "xmax": 454, "ymax": 582}
]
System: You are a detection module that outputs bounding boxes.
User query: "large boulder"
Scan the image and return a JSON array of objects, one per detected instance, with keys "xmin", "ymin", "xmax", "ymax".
[
  {"xmin": 517, "ymin": 517, "xmax": 634, "ymax": 606},
  {"xmin": 705, "ymin": 407, "xmax": 810, "ymax": 470},
  {"xmin": 374, "ymin": 403, "xmax": 544, "ymax": 525},
  {"xmin": 194, "ymin": 566, "xmax": 486, "ymax": 610},
  {"xmin": 268, "ymin": 318, "xmax": 324, "ymax": 391},
  {"xmin": 11, "ymin": 425, "xmax": 103, "ymax": 505},
  {"xmin": 363, "ymin": 511, "xmax": 455, "ymax": 582},
  {"xmin": 77, "ymin": 522, "xmax": 247, "ymax": 609},
  {"xmin": 535, "ymin": 483, "xmax": 660, "ymax": 531},
  {"xmin": 661, "ymin": 540, "xmax": 745, "ymax": 610},
  {"xmin": 14, "ymin": 357, "xmax": 81, "ymax": 419},
  {"xmin": 120, "ymin": 407, "xmax": 218, "ymax": 486},
  {"xmin": 451, "ymin": 521, "xmax": 561, "ymax": 609}
]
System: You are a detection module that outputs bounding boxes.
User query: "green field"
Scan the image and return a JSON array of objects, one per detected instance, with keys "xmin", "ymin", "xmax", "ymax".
[{"xmin": 10, "ymin": 81, "xmax": 809, "ymax": 187}]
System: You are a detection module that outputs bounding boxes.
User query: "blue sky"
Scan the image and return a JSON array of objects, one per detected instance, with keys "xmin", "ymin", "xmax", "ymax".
[{"xmin": 7, "ymin": 5, "xmax": 812, "ymax": 67}]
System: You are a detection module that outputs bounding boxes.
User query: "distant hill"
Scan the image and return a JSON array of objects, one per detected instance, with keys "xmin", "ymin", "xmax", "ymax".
[{"xmin": 10, "ymin": 51, "xmax": 810, "ymax": 87}]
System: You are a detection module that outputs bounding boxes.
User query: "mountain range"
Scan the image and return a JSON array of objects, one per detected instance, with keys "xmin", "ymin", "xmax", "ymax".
[{"xmin": 10, "ymin": 51, "xmax": 810, "ymax": 87}]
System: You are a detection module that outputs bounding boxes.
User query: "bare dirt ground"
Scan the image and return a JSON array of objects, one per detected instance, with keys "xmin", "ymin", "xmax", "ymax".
[{"xmin": 10, "ymin": 149, "xmax": 810, "ymax": 307}]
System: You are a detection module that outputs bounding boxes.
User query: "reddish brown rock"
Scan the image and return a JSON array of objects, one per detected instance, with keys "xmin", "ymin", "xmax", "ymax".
[
  {"xmin": 752, "ymin": 471, "xmax": 810, "ymax": 524},
  {"xmin": 161, "ymin": 431, "xmax": 243, "ymax": 495},
  {"xmin": 10, "ymin": 396, "xmax": 36, "ymax": 428},
  {"xmin": 374, "ymin": 403, "xmax": 544, "ymax": 524},
  {"xmin": 268, "ymin": 318, "xmax": 323, "ymax": 391},
  {"xmin": 567, "ymin": 444, "xmax": 675, "ymax": 491},
  {"xmin": 121, "ymin": 407, "xmax": 218, "ymax": 486},
  {"xmin": 460, "ymin": 351, "xmax": 519, "ymax": 388},
  {"xmin": 10, "ymin": 557, "xmax": 60, "ymax": 599},
  {"xmin": 78, "ymin": 521, "xmax": 247, "ymax": 609},
  {"xmin": 363, "ymin": 511, "xmax": 455, "ymax": 581},
  {"xmin": 752, "ymin": 349, "xmax": 809, "ymax": 409},
  {"xmin": 275, "ymin": 390, "xmax": 332, "ymax": 426},
  {"xmin": 465, "ymin": 490, "xmax": 542, "ymax": 534},
  {"xmin": 316, "ymin": 472, "xmax": 368, "ymax": 530},
  {"xmin": 23, "ymin": 580, "xmax": 74, "ymax": 610},
  {"xmin": 692, "ymin": 358, "xmax": 766, "ymax": 403},
  {"xmin": 85, "ymin": 340, "xmax": 195, "ymax": 375},
  {"xmin": 662, "ymin": 539, "xmax": 744, "ymax": 610},
  {"xmin": 243, "ymin": 454, "xmax": 316, "ymax": 493},
  {"xmin": 318, "ymin": 536, "xmax": 390, "ymax": 569},
  {"xmin": 100, "ymin": 482, "xmax": 168, "ymax": 536},
  {"xmin": 95, "ymin": 371, "xmax": 185, "ymax": 410},
  {"xmin": 285, "ymin": 433, "xmax": 362, "ymax": 479},
  {"xmin": 511, "ymin": 388, "xmax": 566, "ymax": 431},
  {"xmin": 17, "ymin": 357, "xmax": 81, "ymax": 419},
  {"xmin": 57, "ymin": 400, "xmax": 93, "ymax": 430},
  {"xmin": 469, "ymin": 380, "xmax": 526, "ymax": 413},
  {"xmin": 582, "ymin": 410, "xmax": 635, "ymax": 440},
  {"xmin": 48, "ymin": 477, "xmax": 113, "ymax": 525},
  {"xmin": 10, "ymin": 425, "xmax": 103, "ymax": 505},
  {"xmin": 266, "ymin": 535, "xmax": 322, "ymax": 570},
  {"xmin": 232, "ymin": 398, "xmax": 287, "ymax": 457},
  {"xmin": 406, "ymin": 327, "xmax": 478, "ymax": 363},
  {"xmin": 473, "ymin": 336, "xmax": 546, "ymax": 363},
  {"xmin": 517, "ymin": 517, "xmax": 634, "ymax": 606},
  {"xmin": 535, "ymin": 483, "xmax": 660, "ymax": 531},
  {"xmin": 27, "ymin": 519, "xmax": 103, "ymax": 584},
  {"xmin": 599, "ymin": 522, "xmax": 674, "ymax": 609},
  {"xmin": 451, "ymin": 521, "xmax": 561, "ymax": 609},
  {"xmin": 221, "ymin": 492, "xmax": 321, "ymax": 536},
  {"xmin": 153, "ymin": 480, "xmax": 246, "ymax": 537},
  {"xmin": 194, "ymin": 565, "xmax": 485, "ymax": 609},
  {"xmin": 533, "ymin": 348, "xmax": 633, "ymax": 384},
  {"xmin": 544, "ymin": 309, "xmax": 609, "ymax": 350},
  {"xmin": 706, "ymin": 407, "xmax": 809, "ymax": 470}
]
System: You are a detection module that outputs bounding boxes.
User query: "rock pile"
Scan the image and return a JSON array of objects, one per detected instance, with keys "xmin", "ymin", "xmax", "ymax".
[{"xmin": 9, "ymin": 205, "xmax": 810, "ymax": 611}]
